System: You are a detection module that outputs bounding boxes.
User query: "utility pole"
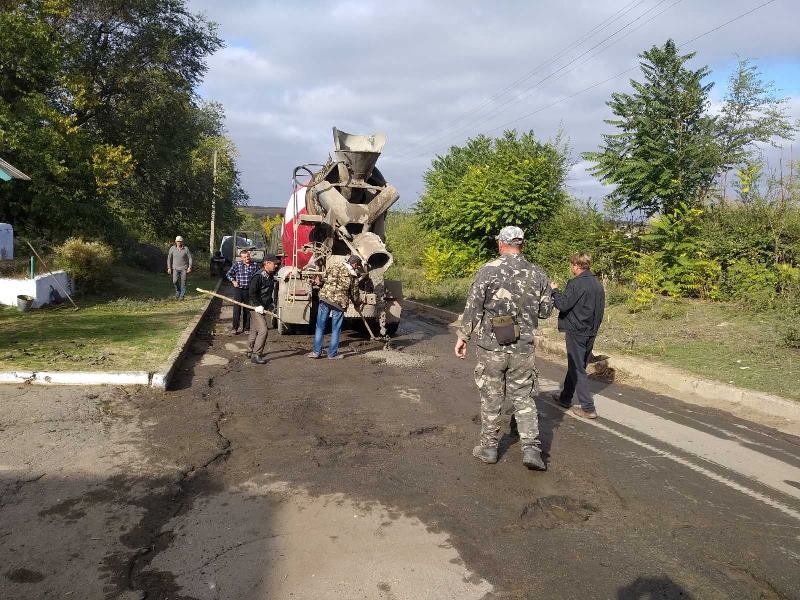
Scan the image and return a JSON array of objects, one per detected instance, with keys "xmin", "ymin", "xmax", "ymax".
[{"xmin": 209, "ymin": 148, "xmax": 218, "ymax": 254}]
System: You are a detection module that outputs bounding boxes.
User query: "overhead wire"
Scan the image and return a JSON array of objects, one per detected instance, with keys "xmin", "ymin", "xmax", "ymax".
[
  {"xmin": 403, "ymin": 0, "xmax": 649, "ymax": 151},
  {"xmin": 396, "ymin": 0, "xmax": 679, "ymax": 160},
  {"xmin": 400, "ymin": 0, "xmax": 780, "ymax": 162}
]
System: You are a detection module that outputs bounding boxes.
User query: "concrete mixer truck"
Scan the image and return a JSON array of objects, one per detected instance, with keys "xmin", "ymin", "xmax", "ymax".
[{"xmin": 274, "ymin": 128, "xmax": 402, "ymax": 336}]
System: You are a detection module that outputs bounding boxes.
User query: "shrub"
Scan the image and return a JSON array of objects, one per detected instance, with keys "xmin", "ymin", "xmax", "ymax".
[
  {"xmin": 643, "ymin": 206, "xmax": 721, "ymax": 299},
  {"xmin": 129, "ymin": 243, "xmax": 165, "ymax": 273},
  {"xmin": 605, "ymin": 283, "xmax": 632, "ymax": 306},
  {"xmin": 628, "ymin": 253, "xmax": 661, "ymax": 311},
  {"xmin": 721, "ymin": 260, "xmax": 778, "ymax": 308},
  {"xmin": 417, "ymin": 131, "xmax": 569, "ymax": 254},
  {"xmin": 783, "ymin": 324, "xmax": 800, "ymax": 349},
  {"xmin": 385, "ymin": 211, "xmax": 429, "ymax": 269},
  {"xmin": 422, "ymin": 233, "xmax": 483, "ymax": 282},
  {"xmin": 776, "ymin": 263, "xmax": 800, "ymax": 307},
  {"xmin": 54, "ymin": 238, "xmax": 115, "ymax": 293},
  {"xmin": 656, "ymin": 300, "xmax": 688, "ymax": 320},
  {"xmin": 526, "ymin": 202, "xmax": 604, "ymax": 280}
]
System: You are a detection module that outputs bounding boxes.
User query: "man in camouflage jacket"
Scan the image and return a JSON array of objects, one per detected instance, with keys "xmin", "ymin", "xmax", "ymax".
[
  {"xmin": 309, "ymin": 255, "xmax": 364, "ymax": 360},
  {"xmin": 455, "ymin": 226, "xmax": 553, "ymax": 470}
]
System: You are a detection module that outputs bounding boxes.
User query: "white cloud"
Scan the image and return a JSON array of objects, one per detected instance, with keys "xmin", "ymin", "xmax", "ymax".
[{"xmin": 188, "ymin": 0, "xmax": 800, "ymax": 207}]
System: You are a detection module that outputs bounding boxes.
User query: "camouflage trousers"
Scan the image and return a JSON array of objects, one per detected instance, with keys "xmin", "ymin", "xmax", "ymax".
[{"xmin": 474, "ymin": 347, "xmax": 540, "ymax": 450}]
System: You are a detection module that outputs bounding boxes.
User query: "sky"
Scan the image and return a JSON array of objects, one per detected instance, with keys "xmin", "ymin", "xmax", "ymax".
[{"xmin": 187, "ymin": 0, "xmax": 800, "ymax": 209}]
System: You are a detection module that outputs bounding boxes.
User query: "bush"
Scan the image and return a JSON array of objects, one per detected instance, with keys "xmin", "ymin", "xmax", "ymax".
[
  {"xmin": 129, "ymin": 243, "xmax": 165, "ymax": 273},
  {"xmin": 721, "ymin": 260, "xmax": 778, "ymax": 308},
  {"xmin": 54, "ymin": 238, "xmax": 115, "ymax": 293},
  {"xmin": 417, "ymin": 131, "xmax": 569, "ymax": 254},
  {"xmin": 776, "ymin": 263, "xmax": 800, "ymax": 307},
  {"xmin": 783, "ymin": 324, "xmax": 800, "ymax": 349},
  {"xmin": 422, "ymin": 234, "xmax": 483, "ymax": 282},
  {"xmin": 385, "ymin": 211, "xmax": 429, "ymax": 269},
  {"xmin": 605, "ymin": 283, "xmax": 632, "ymax": 306}
]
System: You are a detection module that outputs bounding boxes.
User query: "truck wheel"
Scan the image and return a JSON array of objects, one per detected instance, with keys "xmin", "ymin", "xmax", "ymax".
[{"xmin": 386, "ymin": 322, "xmax": 399, "ymax": 337}]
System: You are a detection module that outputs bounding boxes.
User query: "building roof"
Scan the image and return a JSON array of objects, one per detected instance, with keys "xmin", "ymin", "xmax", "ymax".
[{"xmin": 0, "ymin": 157, "xmax": 31, "ymax": 182}]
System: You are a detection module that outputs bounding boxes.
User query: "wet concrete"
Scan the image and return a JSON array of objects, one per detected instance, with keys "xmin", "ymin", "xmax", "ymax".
[{"xmin": 1, "ymin": 297, "xmax": 799, "ymax": 599}]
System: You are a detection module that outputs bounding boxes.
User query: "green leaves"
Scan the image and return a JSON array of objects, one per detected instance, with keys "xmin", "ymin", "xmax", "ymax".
[
  {"xmin": 417, "ymin": 130, "xmax": 569, "ymax": 254},
  {"xmin": 584, "ymin": 39, "xmax": 719, "ymax": 216},
  {"xmin": 586, "ymin": 42, "xmax": 798, "ymax": 218},
  {"xmin": 0, "ymin": 1, "xmax": 240, "ymax": 250}
]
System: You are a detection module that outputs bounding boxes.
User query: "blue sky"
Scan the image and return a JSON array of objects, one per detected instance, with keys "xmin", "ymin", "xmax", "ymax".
[{"xmin": 188, "ymin": 0, "xmax": 800, "ymax": 208}]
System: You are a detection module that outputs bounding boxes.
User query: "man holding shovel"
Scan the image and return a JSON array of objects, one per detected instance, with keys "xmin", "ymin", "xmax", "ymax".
[
  {"xmin": 308, "ymin": 254, "xmax": 364, "ymax": 360},
  {"xmin": 248, "ymin": 254, "xmax": 278, "ymax": 365}
]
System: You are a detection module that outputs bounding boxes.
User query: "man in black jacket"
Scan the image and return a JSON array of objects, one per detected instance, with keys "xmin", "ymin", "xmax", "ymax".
[
  {"xmin": 549, "ymin": 252, "xmax": 605, "ymax": 419},
  {"xmin": 248, "ymin": 254, "xmax": 278, "ymax": 365}
]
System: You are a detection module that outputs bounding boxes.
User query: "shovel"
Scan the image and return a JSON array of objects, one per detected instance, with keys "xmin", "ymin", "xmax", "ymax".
[{"xmin": 25, "ymin": 240, "xmax": 79, "ymax": 311}]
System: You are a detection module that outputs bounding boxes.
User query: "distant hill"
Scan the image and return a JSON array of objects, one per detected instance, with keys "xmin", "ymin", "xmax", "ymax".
[{"xmin": 241, "ymin": 205, "xmax": 284, "ymax": 220}]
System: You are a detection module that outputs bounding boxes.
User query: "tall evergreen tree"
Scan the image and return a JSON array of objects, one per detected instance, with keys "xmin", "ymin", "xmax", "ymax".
[{"xmin": 584, "ymin": 40, "xmax": 719, "ymax": 216}]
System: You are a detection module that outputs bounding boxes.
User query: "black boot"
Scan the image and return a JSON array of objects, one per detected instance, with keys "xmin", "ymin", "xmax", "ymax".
[{"xmin": 251, "ymin": 355, "xmax": 268, "ymax": 365}]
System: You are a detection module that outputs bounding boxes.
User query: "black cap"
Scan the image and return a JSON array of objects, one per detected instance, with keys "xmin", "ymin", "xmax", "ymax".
[{"xmin": 263, "ymin": 253, "xmax": 278, "ymax": 263}]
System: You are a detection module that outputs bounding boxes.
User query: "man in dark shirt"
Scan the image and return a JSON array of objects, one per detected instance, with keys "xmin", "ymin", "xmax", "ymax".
[
  {"xmin": 226, "ymin": 250, "xmax": 258, "ymax": 334},
  {"xmin": 248, "ymin": 254, "xmax": 278, "ymax": 364},
  {"xmin": 549, "ymin": 252, "xmax": 605, "ymax": 419}
]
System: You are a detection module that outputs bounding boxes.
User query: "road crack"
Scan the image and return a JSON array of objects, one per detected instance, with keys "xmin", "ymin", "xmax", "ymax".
[{"xmin": 123, "ymin": 397, "xmax": 232, "ymax": 598}]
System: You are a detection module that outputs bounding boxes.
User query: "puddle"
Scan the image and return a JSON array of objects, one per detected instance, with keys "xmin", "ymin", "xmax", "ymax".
[{"xmin": 519, "ymin": 495, "xmax": 598, "ymax": 529}]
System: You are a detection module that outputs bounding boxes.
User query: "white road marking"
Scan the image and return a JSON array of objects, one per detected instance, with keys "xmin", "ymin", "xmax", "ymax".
[{"xmin": 539, "ymin": 379, "xmax": 800, "ymax": 522}]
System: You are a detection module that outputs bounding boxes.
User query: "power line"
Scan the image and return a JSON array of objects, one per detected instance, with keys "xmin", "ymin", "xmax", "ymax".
[
  {"xmin": 403, "ymin": 0, "xmax": 648, "ymax": 152},
  {"xmin": 397, "ymin": 0, "xmax": 679, "ymax": 160},
  {"xmin": 403, "ymin": 0, "xmax": 780, "ymax": 162}
]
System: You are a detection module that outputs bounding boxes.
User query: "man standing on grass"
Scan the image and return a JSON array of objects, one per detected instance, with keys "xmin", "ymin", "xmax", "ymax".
[
  {"xmin": 167, "ymin": 236, "xmax": 192, "ymax": 300},
  {"xmin": 549, "ymin": 252, "xmax": 605, "ymax": 419},
  {"xmin": 308, "ymin": 255, "xmax": 364, "ymax": 360},
  {"xmin": 248, "ymin": 254, "xmax": 278, "ymax": 365},
  {"xmin": 455, "ymin": 226, "xmax": 553, "ymax": 471},
  {"xmin": 226, "ymin": 249, "xmax": 258, "ymax": 335}
]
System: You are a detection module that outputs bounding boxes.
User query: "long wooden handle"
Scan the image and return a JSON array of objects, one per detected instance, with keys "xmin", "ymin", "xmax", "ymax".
[
  {"xmin": 26, "ymin": 240, "xmax": 79, "ymax": 310},
  {"xmin": 354, "ymin": 306, "xmax": 377, "ymax": 340},
  {"xmin": 196, "ymin": 287, "xmax": 280, "ymax": 320}
]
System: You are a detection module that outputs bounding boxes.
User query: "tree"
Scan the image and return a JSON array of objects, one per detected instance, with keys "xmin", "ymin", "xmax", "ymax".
[
  {"xmin": 584, "ymin": 40, "xmax": 719, "ymax": 216},
  {"xmin": 0, "ymin": 0, "xmax": 244, "ymax": 250},
  {"xmin": 716, "ymin": 59, "xmax": 799, "ymax": 175},
  {"xmin": 416, "ymin": 130, "xmax": 569, "ymax": 254}
]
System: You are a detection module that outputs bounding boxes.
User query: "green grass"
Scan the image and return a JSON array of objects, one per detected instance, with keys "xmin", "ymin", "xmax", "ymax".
[
  {"xmin": 394, "ymin": 269, "xmax": 799, "ymax": 400},
  {"xmin": 0, "ymin": 266, "xmax": 219, "ymax": 372},
  {"xmin": 388, "ymin": 266, "xmax": 471, "ymax": 313}
]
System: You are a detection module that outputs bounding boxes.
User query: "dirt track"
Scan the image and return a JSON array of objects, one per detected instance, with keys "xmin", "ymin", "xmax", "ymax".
[{"xmin": 2, "ymin": 295, "xmax": 800, "ymax": 599}]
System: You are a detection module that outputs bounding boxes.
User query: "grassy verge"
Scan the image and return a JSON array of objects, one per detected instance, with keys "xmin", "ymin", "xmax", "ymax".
[
  {"xmin": 393, "ymin": 268, "xmax": 799, "ymax": 400},
  {"xmin": 388, "ymin": 266, "xmax": 471, "ymax": 313},
  {"xmin": 0, "ymin": 266, "xmax": 219, "ymax": 372}
]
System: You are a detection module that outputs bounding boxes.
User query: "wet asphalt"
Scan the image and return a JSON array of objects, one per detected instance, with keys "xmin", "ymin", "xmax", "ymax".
[{"xmin": 2, "ymin": 297, "xmax": 799, "ymax": 599}]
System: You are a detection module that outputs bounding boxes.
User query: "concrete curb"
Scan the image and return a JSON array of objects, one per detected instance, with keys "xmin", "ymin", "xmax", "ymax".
[
  {"xmin": 0, "ymin": 279, "xmax": 222, "ymax": 389},
  {"xmin": 0, "ymin": 371, "xmax": 151, "ymax": 385},
  {"xmin": 403, "ymin": 299, "xmax": 800, "ymax": 422},
  {"xmin": 150, "ymin": 277, "xmax": 222, "ymax": 389}
]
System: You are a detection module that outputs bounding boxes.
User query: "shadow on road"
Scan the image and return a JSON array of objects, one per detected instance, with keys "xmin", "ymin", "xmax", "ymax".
[{"xmin": 617, "ymin": 575, "xmax": 695, "ymax": 599}]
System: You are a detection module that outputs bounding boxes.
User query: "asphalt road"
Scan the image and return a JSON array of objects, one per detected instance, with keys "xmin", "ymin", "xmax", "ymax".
[{"xmin": 1, "ymin": 298, "xmax": 799, "ymax": 599}]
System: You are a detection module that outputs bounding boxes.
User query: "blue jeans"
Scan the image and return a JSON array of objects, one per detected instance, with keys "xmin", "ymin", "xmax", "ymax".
[
  {"xmin": 313, "ymin": 301, "xmax": 344, "ymax": 357},
  {"xmin": 172, "ymin": 269, "xmax": 186, "ymax": 299}
]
